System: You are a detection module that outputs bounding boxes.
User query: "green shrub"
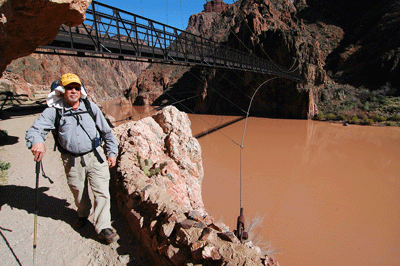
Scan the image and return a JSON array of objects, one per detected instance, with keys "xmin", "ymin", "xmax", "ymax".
[
  {"xmin": 315, "ymin": 112, "xmax": 325, "ymax": 120},
  {"xmin": 137, "ymin": 152, "xmax": 167, "ymax": 177},
  {"xmin": 389, "ymin": 114, "xmax": 400, "ymax": 121},
  {"xmin": 385, "ymin": 121, "xmax": 397, "ymax": 126},
  {"xmin": 326, "ymin": 113, "xmax": 336, "ymax": 121},
  {"xmin": 361, "ymin": 118, "xmax": 374, "ymax": 125},
  {"xmin": 350, "ymin": 116, "xmax": 359, "ymax": 124},
  {"xmin": 339, "ymin": 114, "xmax": 349, "ymax": 121},
  {"xmin": 0, "ymin": 160, "xmax": 10, "ymax": 185},
  {"xmin": 372, "ymin": 114, "xmax": 387, "ymax": 122}
]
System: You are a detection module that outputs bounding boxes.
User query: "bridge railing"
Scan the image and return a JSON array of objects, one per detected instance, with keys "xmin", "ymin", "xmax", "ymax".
[{"xmin": 37, "ymin": 1, "xmax": 302, "ymax": 81}]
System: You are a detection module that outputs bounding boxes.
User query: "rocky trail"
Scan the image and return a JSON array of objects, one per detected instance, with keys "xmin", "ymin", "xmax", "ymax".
[{"xmin": 0, "ymin": 108, "xmax": 153, "ymax": 266}]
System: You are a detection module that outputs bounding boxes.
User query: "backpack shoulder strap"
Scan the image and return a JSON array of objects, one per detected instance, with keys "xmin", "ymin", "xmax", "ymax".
[
  {"xmin": 82, "ymin": 98, "xmax": 95, "ymax": 121},
  {"xmin": 52, "ymin": 108, "xmax": 64, "ymax": 152},
  {"xmin": 82, "ymin": 98, "xmax": 103, "ymax": 138}
]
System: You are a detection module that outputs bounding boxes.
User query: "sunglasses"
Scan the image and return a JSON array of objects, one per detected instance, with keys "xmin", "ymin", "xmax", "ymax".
[{"xmin": 64, "ymin": 86, "xmax": 81, "ymax": 91}]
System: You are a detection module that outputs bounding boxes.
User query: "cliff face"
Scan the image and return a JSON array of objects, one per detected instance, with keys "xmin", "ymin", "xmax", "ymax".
[
  {"xmin": 299, "ymin": 0, "xmax": 400, "ymax": 89},
  {"xmin": 4, "ymin": 54, "xmax": 148, "ymax": 102}
]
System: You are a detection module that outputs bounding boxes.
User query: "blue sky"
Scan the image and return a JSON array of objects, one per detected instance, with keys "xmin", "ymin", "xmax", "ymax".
[{"xmin": 96, "ymin": 0, "xmax": 235, "ymax": 30}]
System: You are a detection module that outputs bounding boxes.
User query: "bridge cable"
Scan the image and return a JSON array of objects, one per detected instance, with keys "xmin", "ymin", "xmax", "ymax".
[
  {"xmin": 191, "ymin": 67, "xmax": 256, "ymax": 115},
  {"xmin": 208, "ymin": 88, "xmax": 249, "ymax": 114},
  {"xmin": 239, "ymin": 76, "xmax": 278, "ymax": 209},
  {"xmin": 227, "ymin": 20, "xmax": 300, "ymax": 75},
  {"xmin": 164, "ymin": 91, "xmax": 242, "ymax": 147},
  {"xmin": 166, "ymin": 0, "xmax": 169, "ymax": 25},
  {"xmin": 140, "ymin": 0, "xmax": 144, "ymax": 16},
  {"xmin": 159, "ymin": 65, "xmax": 266, "ymax": 146},
  {"xmin": 149, "ymin": 64, "xmax": 288, "ymax": 242},
  {"xmin": 180, "ymin": 0, "xmax": 184, "ymax": 29},
  {"xmin": 243, "ymin": 20, "xmax": 300, "ymax": 74},
  {"xmin": 203, "ymin": 59, "xmax": 253, "ymax": 96},
  {"xmin": 165, "ymin": 68, "xmax": 250, "ymax": 118},
  {"xmin": 214, "ymin": 70, "xmax": 253, "ymax": 99},
  {"xmin": 181, "ymin": 66, "xmax": 281, "ymax": 241}
]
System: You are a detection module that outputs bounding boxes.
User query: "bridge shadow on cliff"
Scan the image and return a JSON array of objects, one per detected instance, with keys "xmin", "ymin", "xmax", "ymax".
[{"xmin": 193, "ymin": 116, "xmax": 246, "ymax": 139}]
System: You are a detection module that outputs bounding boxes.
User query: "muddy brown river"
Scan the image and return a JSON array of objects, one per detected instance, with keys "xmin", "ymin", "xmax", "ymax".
[{"xmin": 102, "ymin": 99, "xmax": 400, "ymax": 265}]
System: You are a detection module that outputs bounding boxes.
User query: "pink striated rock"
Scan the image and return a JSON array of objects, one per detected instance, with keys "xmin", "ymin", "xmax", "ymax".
[
  {"xmin": 114, "ymin": 105, "xmax": 205, "ymax": 214},
  {"xmin": 202, "ymin": 244, "xmax": 221, "ymax": 260}
]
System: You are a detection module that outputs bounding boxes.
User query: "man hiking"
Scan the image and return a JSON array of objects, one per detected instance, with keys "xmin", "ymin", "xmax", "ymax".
[{"xmin": 26, "ymin": 73, "xmax": 119, "ymax": 244}]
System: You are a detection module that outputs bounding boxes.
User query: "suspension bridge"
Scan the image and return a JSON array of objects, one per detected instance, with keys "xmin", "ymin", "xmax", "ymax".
[{"xmin": 35, "ymin": 1, "xmax": 302, "ymax": 82}]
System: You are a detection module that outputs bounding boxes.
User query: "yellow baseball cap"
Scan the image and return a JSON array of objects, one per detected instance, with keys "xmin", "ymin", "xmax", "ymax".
[{"xmin": 61, "ymin": 73, "xmax": 82, "ymax": 86}]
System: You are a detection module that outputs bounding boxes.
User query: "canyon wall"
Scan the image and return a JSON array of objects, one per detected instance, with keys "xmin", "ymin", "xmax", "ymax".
[{"xmin": 4, "ymin": 53, "xmax": 148, "ymax": 102}]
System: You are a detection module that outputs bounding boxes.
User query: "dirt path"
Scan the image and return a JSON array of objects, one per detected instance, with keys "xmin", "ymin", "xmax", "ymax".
[{"xmin": 0, "ymin": 108, "xmax": 152, "ymax": 266}]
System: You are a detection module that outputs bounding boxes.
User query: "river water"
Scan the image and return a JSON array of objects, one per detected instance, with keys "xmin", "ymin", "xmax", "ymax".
[{"xmin": 102, "ymin": 98, "xmax": 400, "ymax": 265}]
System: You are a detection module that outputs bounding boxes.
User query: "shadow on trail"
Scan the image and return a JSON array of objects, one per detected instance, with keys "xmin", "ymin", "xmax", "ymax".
[
  {"xmin": 0, "ymin": 185, "xmax": 98, "ymax": 241},
  {"xmin": 109, "ymin": 186, "xmax": 154, "ymax": 265},
  {"xmin": 0, "ymin": 185, "xmax": 154, "ymax": 264},
  {"xmin": 0, "ymin": 105, "xmax": 46, "ymax": 121},
  {"xmin": 0, "ymin": 135, "xmax": 19, "ymax": 146}
]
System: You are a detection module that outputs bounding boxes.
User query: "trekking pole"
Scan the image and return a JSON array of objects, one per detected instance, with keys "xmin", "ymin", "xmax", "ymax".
[
  {"xmin": 33, "ymin": 161, "xmax": 40, "ymax": 266},
  {"xmin": 33, "ymin": 160, "xmax": 53, "ymax": 266}
]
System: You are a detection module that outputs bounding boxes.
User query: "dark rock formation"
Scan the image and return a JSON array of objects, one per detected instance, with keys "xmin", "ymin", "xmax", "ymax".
[{"xmin": 299, "ymin": 0, "xmax": 400, "ymax": 90}]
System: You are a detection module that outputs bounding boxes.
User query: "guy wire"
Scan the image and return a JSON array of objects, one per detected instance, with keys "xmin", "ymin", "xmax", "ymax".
[
  {"xmin": 228, "ymin": 20, "xmax": 300, "ymax": 75},
  {"xmin": 239, "ymin": 76, "xmax": 278, "ymax": 209},
  {"xmin": 180, "ymin": 0, "xmax": 184, "ymax": 30},
  {"xmin": 161, "ymin": 65, "xmax": 265, "ymax": 147},
  {"xmin": 159, "ymin": 65, "xmax": 281, "ymax": 210},
  {"xmin": 164, "ymin": 91, "xmax": 242, "ymax": 147},
  {"xmin": 215, "ymin": 70, "xmax": 253, "ymax": 99},
  {"xmin": 243, "ymin": 21, "xmax": 300, "ymax": 74}
]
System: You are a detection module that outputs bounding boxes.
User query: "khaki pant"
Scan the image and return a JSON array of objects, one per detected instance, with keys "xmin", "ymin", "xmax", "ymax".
[{"xmin": 61, "ymin": 148, "xmax": 111, "ymax": 234}]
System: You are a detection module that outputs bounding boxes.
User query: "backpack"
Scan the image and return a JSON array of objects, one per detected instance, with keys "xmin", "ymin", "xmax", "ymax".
[
  {"xmin": 52, "ymin": 98, "xmax": 101, "ymax": 146},
  {"xmin": 50, "ymin": 79, "xmax": 104, "ymax": 163}
]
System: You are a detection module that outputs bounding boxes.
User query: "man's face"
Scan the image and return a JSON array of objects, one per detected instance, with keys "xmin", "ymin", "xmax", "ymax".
[{"xmin": 63, "ymin": 83, "xmax": 81, "ymax": 105}]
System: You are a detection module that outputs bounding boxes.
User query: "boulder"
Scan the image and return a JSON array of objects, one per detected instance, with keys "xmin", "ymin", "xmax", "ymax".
[{"xmin": 0, "ymin": 0, "xmax": 91, "ymax": 75}]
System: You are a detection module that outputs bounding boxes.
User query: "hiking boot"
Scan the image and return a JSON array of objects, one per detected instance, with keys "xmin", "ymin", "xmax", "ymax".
[
  {"xmin": 74, "ymin": 216, "xmax": 88, "ymax": 229},
  {"xmin": 98, "ymin": 228, "xmax": 119, "ymax": 244}
]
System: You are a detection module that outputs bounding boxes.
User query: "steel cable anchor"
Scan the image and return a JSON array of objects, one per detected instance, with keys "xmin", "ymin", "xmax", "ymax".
[{"xmin": 234, "ymin": 207, "xmax": 248, "ymax": 243}]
